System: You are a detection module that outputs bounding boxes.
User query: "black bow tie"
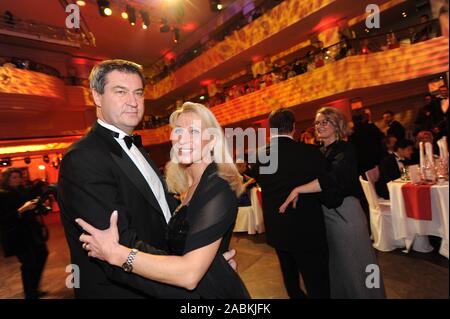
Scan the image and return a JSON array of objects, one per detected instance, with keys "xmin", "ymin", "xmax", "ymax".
[
  {"xmin": 123, "ymin": 134, "xmax": 142, "ymax": 149},
  {"xmin": 112, "ymin": 132, "xmax": 142, "ymax": 149}
]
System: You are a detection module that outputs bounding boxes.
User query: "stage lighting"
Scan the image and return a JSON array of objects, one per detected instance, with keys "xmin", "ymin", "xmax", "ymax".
[
  {"xmin": 141, "ymin": 10, "xmax": 150, "ymax": 29},
  {"xmin": 160, "ymin": 18, "xmax": 170, "ymax": 33},
  {"xmin": 210, "ymin": 1, "xmax": 223, "ymax": 12},
  {"xmin": 24, "ymin": 157, "xmax": 31, "ymax": 164},
  {"xmin": 97, "ymin": 0, "xmax": 112, "ymax": 17},
  {"xmin": 1, "ymin": 158, "xmax": 11, "ymax": 167},
  {"xmin": 43, "ymin": 154, "xmax": 50, "ymax": 163},
  {"xmin": 126, "ymin": 5, "xmax": 136, "ymax": 26},
  {"xmin": 172, "ymin": 27, "xmax": 180, "ymax": 43},
  {"xmin": 76, "ymin": 0, "xmax": 86, "ymax": 6}
]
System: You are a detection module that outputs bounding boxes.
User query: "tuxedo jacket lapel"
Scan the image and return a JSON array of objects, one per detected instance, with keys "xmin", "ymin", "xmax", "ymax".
[
  {"xmin": 110, "ymin": 152, "xmax": 165, "ymax": 218},
  {"xmin": 91, "ymin": 123, "xmax": 166, "ymax": 219}
]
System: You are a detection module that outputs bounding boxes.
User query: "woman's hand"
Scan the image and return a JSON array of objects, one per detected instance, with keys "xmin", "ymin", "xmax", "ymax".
[
  {"xmin": 76, "ymin": 211, "xmax": 125, "ymax": 266},
  {"xmin": 279, "ymin": 189, "xmax": 299, "ymax": 213}
]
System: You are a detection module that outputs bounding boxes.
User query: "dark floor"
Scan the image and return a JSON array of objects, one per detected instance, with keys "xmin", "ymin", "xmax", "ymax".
[{"xmin": 0, "ymin": 213, "xmax": 448, "ymax": 299}]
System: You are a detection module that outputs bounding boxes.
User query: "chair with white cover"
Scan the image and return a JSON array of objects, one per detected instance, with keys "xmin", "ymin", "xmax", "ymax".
[
  {"xmin": 234, "ymin": 206, "xmax": 257, "ymax": 234},
  {"xmin": 233, "ymin": 187, "xmax": 265, "ymax": 234},
  {"xmin": 360, "ymin": 175, "xmax": 405, "ymax": 251}
]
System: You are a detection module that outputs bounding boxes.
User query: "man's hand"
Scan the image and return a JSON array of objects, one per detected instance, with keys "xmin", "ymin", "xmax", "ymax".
[
  {"xmin": 222, "ymin": 249, "xmax": 237, "ymax": 271},
  {"xmin": 18, "ymin": 199, "xmax": 38, "ymax": 215}
]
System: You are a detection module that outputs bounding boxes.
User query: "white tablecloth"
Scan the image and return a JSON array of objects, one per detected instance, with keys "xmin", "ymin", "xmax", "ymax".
[
  {"xmin": 388, "ymin": 180, "xmax": 449, "ymax": 258},
  {"xmin": 234, "ymin": 187, "xmax": 265, "ymax": 234}
]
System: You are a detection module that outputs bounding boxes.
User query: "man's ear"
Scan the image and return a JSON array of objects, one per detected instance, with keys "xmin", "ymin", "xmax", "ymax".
[{"xmin": 92, "ymin": 90, "xmax": 102, "ymax": 107}]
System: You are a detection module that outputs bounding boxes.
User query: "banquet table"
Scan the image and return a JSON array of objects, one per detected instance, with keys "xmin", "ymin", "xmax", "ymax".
[{"xmin": 388, "ymin": 180, "xmax": 449, "ymax": 258}]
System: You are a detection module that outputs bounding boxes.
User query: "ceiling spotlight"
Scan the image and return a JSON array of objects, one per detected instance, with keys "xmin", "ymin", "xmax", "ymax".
[
  {"xmin": 76, "ymin": 0, "xmax": 86, "ymax": 6},
  {"xmin": 141, "ymin": 10, "xmax": 150, "ymax": 29},
  {"xmin": 402, "ymin": 11, "xmax": 407, "ymax": 18},
  {"xmin": 1, "ymin": 157, "xmax": 11, "ymax": 167},
  {"xmin": 24, "ymin": 157, "xmax": 31, "ymax": 164},
  {"xmin": 172, "ymin": 27, "xmax": 180, "ymax": 43},
  {"xmin": 210, "ymin": 1, "xmax": 223, "ymax": 12},
  {"xmin": 121, "ymin": 11, "xmax": 128, "ymax": 19},
  {"xmin": 43, "ymin": 154, "xmax": 50, "ymax": 163},
  {"xmin": 126, "ymin": 5, "xmax": 136, "ymax": 26},
  {"xmin": 97, "ymin": 0, "xmax": 112, "ymax": 17},
  {"xmin": 160, "ymin": 18, "xmax": 170, "ymax": 33}
]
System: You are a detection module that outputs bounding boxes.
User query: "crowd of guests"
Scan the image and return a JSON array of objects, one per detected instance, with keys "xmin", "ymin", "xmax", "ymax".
[
  {"xmin": 236, "ymin": 86, "xmax": 447, "ymax": 298},
  {"xmin": 297, "ymin": 85, "xmax": 448, "ymax": 202},
  {"xmin": 146, "ymin": 16, "xmax": 441, "ymax": 129}
]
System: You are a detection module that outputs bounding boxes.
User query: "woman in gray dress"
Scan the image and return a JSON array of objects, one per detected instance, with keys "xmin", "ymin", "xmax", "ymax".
[{"xmin": 279, "ymin": 107, "xmax": 386, "ymax": 299}]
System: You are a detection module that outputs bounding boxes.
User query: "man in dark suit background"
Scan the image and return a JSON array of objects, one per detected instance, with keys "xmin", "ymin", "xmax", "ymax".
[
  {"xmin": 248, "ymin": 108, "xmax": 330, "ymax": 299},
  {"xmin": 58, "ymin": 60, "xmax": 234, "ymax": 298},
  {"xmin": 375, "ymin": 139, "xmax": 414, "ymax": 199},
  {"xmin": 383, "ymin": 110, "xmax": 406, "ymax": 141},
  {"xmin": 349, "ymin": 109, "xmax": 385, "ymax": 177}
]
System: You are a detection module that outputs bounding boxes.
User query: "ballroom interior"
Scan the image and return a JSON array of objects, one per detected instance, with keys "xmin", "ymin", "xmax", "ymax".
[{"xmin": 0, "ymin": 0, "xmax": 448, "ymax": 299}]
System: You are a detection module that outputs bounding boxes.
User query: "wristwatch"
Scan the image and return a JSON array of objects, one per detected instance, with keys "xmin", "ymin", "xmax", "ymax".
[{"xmin": 122, "ymin": 248, "xmax": 138, "ymax": 273}]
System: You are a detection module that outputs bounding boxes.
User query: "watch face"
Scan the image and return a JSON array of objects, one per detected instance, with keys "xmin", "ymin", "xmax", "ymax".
[{"xmin": 122, "ymin": 262, "xmax": 132, "ymax": 273}]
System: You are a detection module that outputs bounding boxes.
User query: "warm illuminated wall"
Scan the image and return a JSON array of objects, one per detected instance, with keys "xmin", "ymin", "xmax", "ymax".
[
  {"xmin": 0, "ymin": 66, "xmax": 93, "ymax": 105},
  {"xmin": 146, "ymin": 0, "xmax": 336, "ymax": 100},
  {"xmin": 0, "ymin": 66, "xmax": 66, "ymax": 99},
  {"xmin": 139, "ymin": 37, "xmax": 449, "ymax": 145}
]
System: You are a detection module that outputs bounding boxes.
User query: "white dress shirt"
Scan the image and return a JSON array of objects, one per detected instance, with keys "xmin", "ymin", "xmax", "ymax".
[
  {"xmin": 97, "ymin": 119, "xmax": 172, "ymax": 223},
  {"xmin": 393, "ymin": 152, "xmax": 405, "ymax": 171}
]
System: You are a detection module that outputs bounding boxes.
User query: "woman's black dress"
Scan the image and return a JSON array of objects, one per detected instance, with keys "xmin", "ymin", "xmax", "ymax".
[{"xmin": 167, "ymin": 163, "xmax": 250, "ymax": 299}]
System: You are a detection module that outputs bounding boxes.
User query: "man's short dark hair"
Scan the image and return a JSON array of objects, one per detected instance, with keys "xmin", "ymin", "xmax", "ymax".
[
  {"xmin": 89, "ymin": 59, "xmax": 146, "ymax": 94},
  {"xmin": 383, "ymin": 110, "xmax": 394, "ymax": 116},
  {"xmin": 268, "ymin": 108, "xmax": 295, "ymax": 134},
  {"xmin": 394, "ymin": 139, "xmax": 414, "ymax": 151}
]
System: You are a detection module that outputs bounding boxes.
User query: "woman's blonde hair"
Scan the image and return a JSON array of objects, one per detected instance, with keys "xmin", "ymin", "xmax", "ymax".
[
  {"xmin": 316, "ymin": 106, "xmax": 351, "ymax": 141},
  {"xmin": 165, "ymin": 102, "xmax": 244, "ymax": 197}
]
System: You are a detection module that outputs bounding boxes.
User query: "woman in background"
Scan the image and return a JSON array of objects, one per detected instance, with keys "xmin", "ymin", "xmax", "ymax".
[{"xmin": 280, "ymin": 107, "xmax": 385, "ymax": 299}]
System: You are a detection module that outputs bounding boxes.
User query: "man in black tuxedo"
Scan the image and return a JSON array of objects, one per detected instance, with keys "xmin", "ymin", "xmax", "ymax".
[
  {"xmin": 248, "ymin": 108, "xmax": 330, "ymax": 299},
  {"xmin": 433, "ymin": 85, "xmax": 449, "ymax": 140},
  {"xmin": 58, "ymin": 60, "xmax": 222, "ymax": 298},
  {"xmin": 375, "ymin": 139, "xmax": 414, "ymax": 199},
  {"xmin": 383, "ymin": 110, "xmax": 405, "ymax": 141}
]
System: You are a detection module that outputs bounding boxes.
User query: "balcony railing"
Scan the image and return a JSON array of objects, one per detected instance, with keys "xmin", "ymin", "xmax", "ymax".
[
  {"xmin": 136, "ymin": 35, "xmax": 448, "ymax": 145},
  {"xmin": 0, "ymin": 14, "xmax": 94, "ymax": 47},
  {"xmin": 138, "ymin": 19, "xmax": 443, "ymax": 130}
]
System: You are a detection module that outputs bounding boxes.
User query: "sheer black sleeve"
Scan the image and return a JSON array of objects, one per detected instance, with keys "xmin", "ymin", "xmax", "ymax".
[
  {"xmin": 317, "ymin": 142, "xmax": 361, "ymax": 206},
  {"xmin": 183, "ymin": 173, "xmax": 237, "ymax": 254}
]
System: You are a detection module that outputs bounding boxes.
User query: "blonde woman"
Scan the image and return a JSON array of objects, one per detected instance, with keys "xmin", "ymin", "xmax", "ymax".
[
  {"xmin": 77, "ymin": 102, "xmax": 250, "ymax": 298},
  {"xmin": 279, "ymin": 107, "xmax": 385, "ymax": 299}
]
